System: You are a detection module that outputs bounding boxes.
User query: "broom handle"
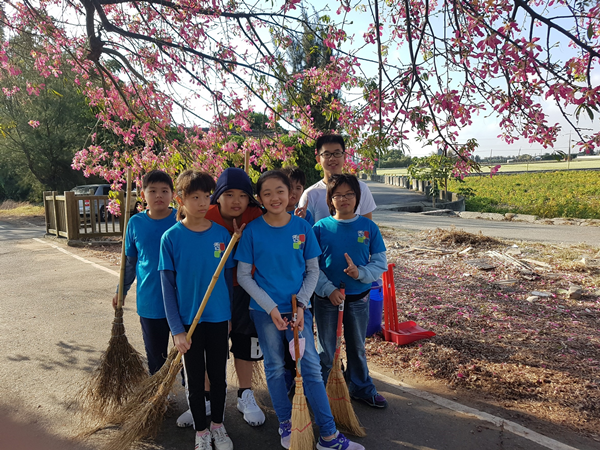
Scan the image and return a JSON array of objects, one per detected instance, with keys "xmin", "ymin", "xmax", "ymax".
[
  {"xmin": 334, "ymin": 283, "xmax": 345, "ymax": 357},
  {"xmin": 116, "ymin": 168, "xmax": 133, "ymax": 309},
  {"xmin": 292, "ymin": 294, "xmax": 300, "ymax": 378}
]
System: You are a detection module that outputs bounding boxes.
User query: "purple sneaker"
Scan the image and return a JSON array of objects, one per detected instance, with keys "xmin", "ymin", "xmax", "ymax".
[
  {"xmin": 317, "ymin": 432, "xmax": 365, "ymax": 450},
  {"xmin": 279, "ymin": 420, "xmax": 291, "ymax": 449},
  {"xmin": 352, "ymin": 393, "xmax": 388, "ymax": 408}
]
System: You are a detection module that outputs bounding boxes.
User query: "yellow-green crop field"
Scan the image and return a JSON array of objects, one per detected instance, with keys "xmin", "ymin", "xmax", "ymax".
[
  {"xmin": 375, "ymin": 158, "xmax": 600, "ymax": 176},
  {"xmin": 447, "ymin": 170, "xmax": 600, "ymax": 219}
]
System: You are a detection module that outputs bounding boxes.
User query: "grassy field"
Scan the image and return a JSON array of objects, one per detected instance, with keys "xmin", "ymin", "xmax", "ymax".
[
  {"xmin": 0, "ymin": 200, "xmax": 44, "ymax": 217},
  {"xmin": 375, "ymin": 158, "xmax": 600, "ymax": 176},
  {"xmin": 447, "ymin": 170, "xmax": 600, "ymax": 219}
]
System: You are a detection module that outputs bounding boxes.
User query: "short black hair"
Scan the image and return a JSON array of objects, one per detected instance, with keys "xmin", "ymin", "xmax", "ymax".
[
  {"xmin": 142, "ymin": 169, "xmax": 174, "ymax": 191},
  {"xmin": 175, "ymin": 170, "xmax": 216, "ymax": 221},
  {"xmin": 326, "ymin": 173, "xmax": 361, "ymax": 216},
  {"xmin": 280, "ymin": 166, "xmax": 306, "ymax": 187},
  {"xmin": 256, "ymin": 170, "xmax": 291, "ymax": 196},
  {"xmin": 316, "ymin": 134, "xmax": 346, "ymax": 153}
]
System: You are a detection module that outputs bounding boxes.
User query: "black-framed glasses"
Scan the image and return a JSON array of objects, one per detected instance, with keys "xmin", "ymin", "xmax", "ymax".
[
  {"xmin": 331, "ymin": 192, "xmax": 356, "ymax": 201},
  {"xmin": 319, "ymin": 151, "xmax": 345, "ymax": 159}
]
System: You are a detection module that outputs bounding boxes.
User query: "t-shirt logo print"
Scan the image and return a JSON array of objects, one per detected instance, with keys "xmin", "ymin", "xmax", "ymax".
[
  {"xmin": 292, "ymin": 234, "xmax": 306, "ymax": 250},
  {"xmin": 357, "ymin": 230, "xmax": 370, "ymax": 245},
  {"xmin": 213, "ymin": 242, "xmax": 226, "ymax": 258}
]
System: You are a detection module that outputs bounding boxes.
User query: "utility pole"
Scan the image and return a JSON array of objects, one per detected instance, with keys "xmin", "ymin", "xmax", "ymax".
[{"xmin": 567, "ymin": 132, "xmax": 572, "ymax": 170}]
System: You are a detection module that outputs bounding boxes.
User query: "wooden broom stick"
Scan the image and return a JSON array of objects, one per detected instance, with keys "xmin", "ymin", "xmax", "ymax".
[
  {"xmin": 117, "ymin": 168, "xmax": 133, "ymax": 309},
  {"xmin": 290, "ymin": 295, "xmax": 314, "ymax": 450},
  {"xmin": 326, "ymin": 283, "xmax": 366, "ymax": 436}
]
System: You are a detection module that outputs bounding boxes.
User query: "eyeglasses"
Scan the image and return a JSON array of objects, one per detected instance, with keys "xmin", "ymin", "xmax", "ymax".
[
  {"xmin": 319, "ymin": 151, "xmax": 345, "ymax": 159},
  {"xmin": 331, "ymin": 192, "xmax": 356, "ymax": 201}
]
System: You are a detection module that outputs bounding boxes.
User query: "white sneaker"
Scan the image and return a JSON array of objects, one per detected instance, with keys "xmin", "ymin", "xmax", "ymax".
[
  {"xmin": 177, "ymin": 400, "xmax": 211, "ymax": 428},
  {"xmin": 195, "ymin": 431, "xmax": 212, "ymax": 450},
  {"xmin": 211, "ymin": 424, "xmax": 234, "ymax": 450},
  {"xmin": 177, "ymin": 409, "xmax": 193, "ymax": 428},
  {"xmin": 236, "ymin": 389, "xmax": 265, "ymax": 426}
]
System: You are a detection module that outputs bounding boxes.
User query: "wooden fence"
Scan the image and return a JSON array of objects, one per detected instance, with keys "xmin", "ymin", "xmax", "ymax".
[{"xmin": 43, "ymin": 190, "xmax": 126, "ymax": 241}]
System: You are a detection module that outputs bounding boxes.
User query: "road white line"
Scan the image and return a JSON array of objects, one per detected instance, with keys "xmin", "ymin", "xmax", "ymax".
[
  {"xmin": 32, "ymin": 238, "xmax": 119, "ymax": 278},
  {"xmin": 370, "ymin": 369, "xmax": 580, "ymax": 450}
]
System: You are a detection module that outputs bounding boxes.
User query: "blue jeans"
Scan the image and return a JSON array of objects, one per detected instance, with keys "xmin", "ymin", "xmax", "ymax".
[
  {"xmin": 250, "ymin": 309, "xmax": 337, "ymax": 437},
  {"xmin": 314, "ymin": 293, "xmax": 377, "ymax": 400}
]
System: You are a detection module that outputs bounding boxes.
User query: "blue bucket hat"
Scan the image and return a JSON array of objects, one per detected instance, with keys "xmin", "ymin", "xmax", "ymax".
[{"xmin": 211, "ymin": 167, "xmax": 259, "ymax": 206}]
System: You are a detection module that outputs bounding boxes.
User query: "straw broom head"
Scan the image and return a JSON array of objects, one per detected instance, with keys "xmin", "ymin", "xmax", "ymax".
[
  {"xmin": 326, "ymin": 355, "xmax": 366, "ymax": 437},
  {"xmin": 290, "ymin": 377, "xmax": 314, "ymax": 450},
  {"xmin": 78, "ymin": 307, "xmax": 146, "ymax": 419},
  {"xmin": 104, "ymin": 346, "xmax": 179, "ymax": 426},
  {"xmin": 102, "ymin": 350, "xmax": 183, "ymax": 450},
  {"xmin": 77, "ymin": 169, "xmax": 146, "ymax": 418}
]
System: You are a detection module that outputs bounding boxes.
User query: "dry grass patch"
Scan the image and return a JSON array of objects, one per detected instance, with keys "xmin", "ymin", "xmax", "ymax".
[{"xmin": 0, "ymin": 200, "xmax": 44, "ymax": 217}]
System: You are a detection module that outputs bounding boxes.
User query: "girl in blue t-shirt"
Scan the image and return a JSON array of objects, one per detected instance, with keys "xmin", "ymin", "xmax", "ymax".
[
  {"xmin": 313, "ymin": 174, "xmax": 388, "ymax": 410},
  {"xmin": 235, "ymin": 170, "xmax": 364, "ymax": 450},
  {"xmin": 159, "ymin": 170, "xmax": 235, "ymax": 450}
]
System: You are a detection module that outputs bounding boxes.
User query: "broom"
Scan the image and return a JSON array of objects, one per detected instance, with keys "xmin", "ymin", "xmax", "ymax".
[
  {"xmin": 325, "ymin": 283, "xmax": 366, "ymax": 437},
  {"xmin": 79, "ymin": 168, "xmax": 146, "ymax": 419},
  {"xmin": 102, "ymin": 231, "xmax": 242, "ymax": 450},
  {"xmin": 289, "ymin": 294, "xmax": 314, "ymax": 450}
]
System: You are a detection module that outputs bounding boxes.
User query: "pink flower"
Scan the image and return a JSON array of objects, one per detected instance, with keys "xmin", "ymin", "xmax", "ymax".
[{"xmin": 28, "ymin": 120, "xmax": 40, "ymax": 128}]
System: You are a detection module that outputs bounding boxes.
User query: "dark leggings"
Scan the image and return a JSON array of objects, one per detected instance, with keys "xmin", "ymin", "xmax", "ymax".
[
  {"xmin": 139, "ymin": 317, "xmax": 171, "ymax": 375},
  {"xmin": 182, "ymin": 321, "xmax": 229, "ymax": 431}
]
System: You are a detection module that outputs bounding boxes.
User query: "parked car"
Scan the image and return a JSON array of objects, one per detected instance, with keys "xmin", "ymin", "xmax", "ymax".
[{"xmin": 71, "ymin": 184, "xmax": 139, "ymax": 222}]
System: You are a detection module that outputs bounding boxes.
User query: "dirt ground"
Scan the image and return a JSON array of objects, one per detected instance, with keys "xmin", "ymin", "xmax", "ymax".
[
  {"xmin": 21, "ymin": 213, "xmax": 598, "ymax": 444},
  {"xmin": 371, "ymin": 226, "xmax": 600, "ymax": 441}
]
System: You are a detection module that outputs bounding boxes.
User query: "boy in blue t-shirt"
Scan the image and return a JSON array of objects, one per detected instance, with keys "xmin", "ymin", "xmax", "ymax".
[
  {"xmin": 313, "ymin": 174, "xmax": 389, "ymax": 409},
  {"xmin": 112, "ymin": 169, "xmax": 176, "ymax": 375},
  {"xmin": 280, "ymin": 166, "xmax": 314, "ymax": 225}
]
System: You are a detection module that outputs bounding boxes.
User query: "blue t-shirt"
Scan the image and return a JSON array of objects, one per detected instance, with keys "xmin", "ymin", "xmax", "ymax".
[
  {"xmin": 125, "ymin": 209, "xmax": 178, "ymax": 319},
  {"xmin": 235, "ymin": 215, "xmax": 321, "ymax": 313},
  {"xmin": 287, "ymin": 208, "xmax": 314, "ymax": 226},
  {"xmin": 313, "ymin": 216, "xmax": 386, "ymax": 295},
  {"xmin": 158, "ymin": 221, "xmax": 235, "ymax": 324}
]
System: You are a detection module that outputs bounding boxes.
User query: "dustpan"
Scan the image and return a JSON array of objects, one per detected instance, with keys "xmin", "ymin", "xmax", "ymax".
[
  {"xmin": 382, "ymin": 264, "xmax": 436, "ymax": 345},
  {"xmin": 383, "ymin": 321, "xmax": 436, "ymax": 345}
]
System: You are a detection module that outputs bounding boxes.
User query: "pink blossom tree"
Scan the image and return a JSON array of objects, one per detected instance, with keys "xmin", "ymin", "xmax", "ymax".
[{"xmin": 1, "ymin": 0, "xmax": 598, "ymax": 204}]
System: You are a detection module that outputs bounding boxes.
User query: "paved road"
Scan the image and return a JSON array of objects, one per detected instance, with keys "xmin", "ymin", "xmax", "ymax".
[
  {"xmin": 0, "ymin": 220, "xmax": 596, "ymax": 450},
  {"xmin": 367, "ymin": 181, "xmax": 600, "ymax": 246}
]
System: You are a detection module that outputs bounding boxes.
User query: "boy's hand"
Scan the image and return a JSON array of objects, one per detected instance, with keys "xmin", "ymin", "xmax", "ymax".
[
  {"xmin": 174, "ymin": 332, "xmax": 191, "ymax": 354},
  {"xmin": 328, "ymin": 289, "xmax": 345, "ymax": 306},
  {"xmin": 294, "ymin": 204, "xmax": 308, "ymax": 219},
  {"xmin": 232, "ymin": 219, "xmax": 246, "ymax": 236},
  {"xmin": 270, "ymin": 307, "xmax": 289, "ymax": 330},
  {"xmin": 292, "ymin": 306, "xmax": 305, "ymax": 332},
  {"xmin": 112, "ymin": 294, "xmax": 125, "ymax": 309},
  {"xmin": 343, "ymin": 253, "xmax": 359, "ymax": 279}
]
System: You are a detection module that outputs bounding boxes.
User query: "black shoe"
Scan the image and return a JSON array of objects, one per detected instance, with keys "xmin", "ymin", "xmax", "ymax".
[{"xmin": 352, "ymin": 393, "xmax": 388, "ymax": 408}]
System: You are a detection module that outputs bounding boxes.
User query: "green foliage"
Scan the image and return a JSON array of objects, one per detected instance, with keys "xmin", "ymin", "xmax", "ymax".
[
  {"xmin": 279, "ymin": 134, "xmax": 322, "ymax": 186},
  {"xmin": 408, "ymin": 154, "xmax": 456, "ymax": 193},
  {"xmin": 278, "ymin": 8, "xmax": 341, "ymax": 131},
  {"xmin": 0, "ymin": 33, "xmax": 102, "ymax": 201},
  {"xmin": 378, "ymin": 149, "xmax": 414, "ymax": 168},
  {"xmin": 448, "ymin": 171, "xmax": 600, "ymax": 219}
]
